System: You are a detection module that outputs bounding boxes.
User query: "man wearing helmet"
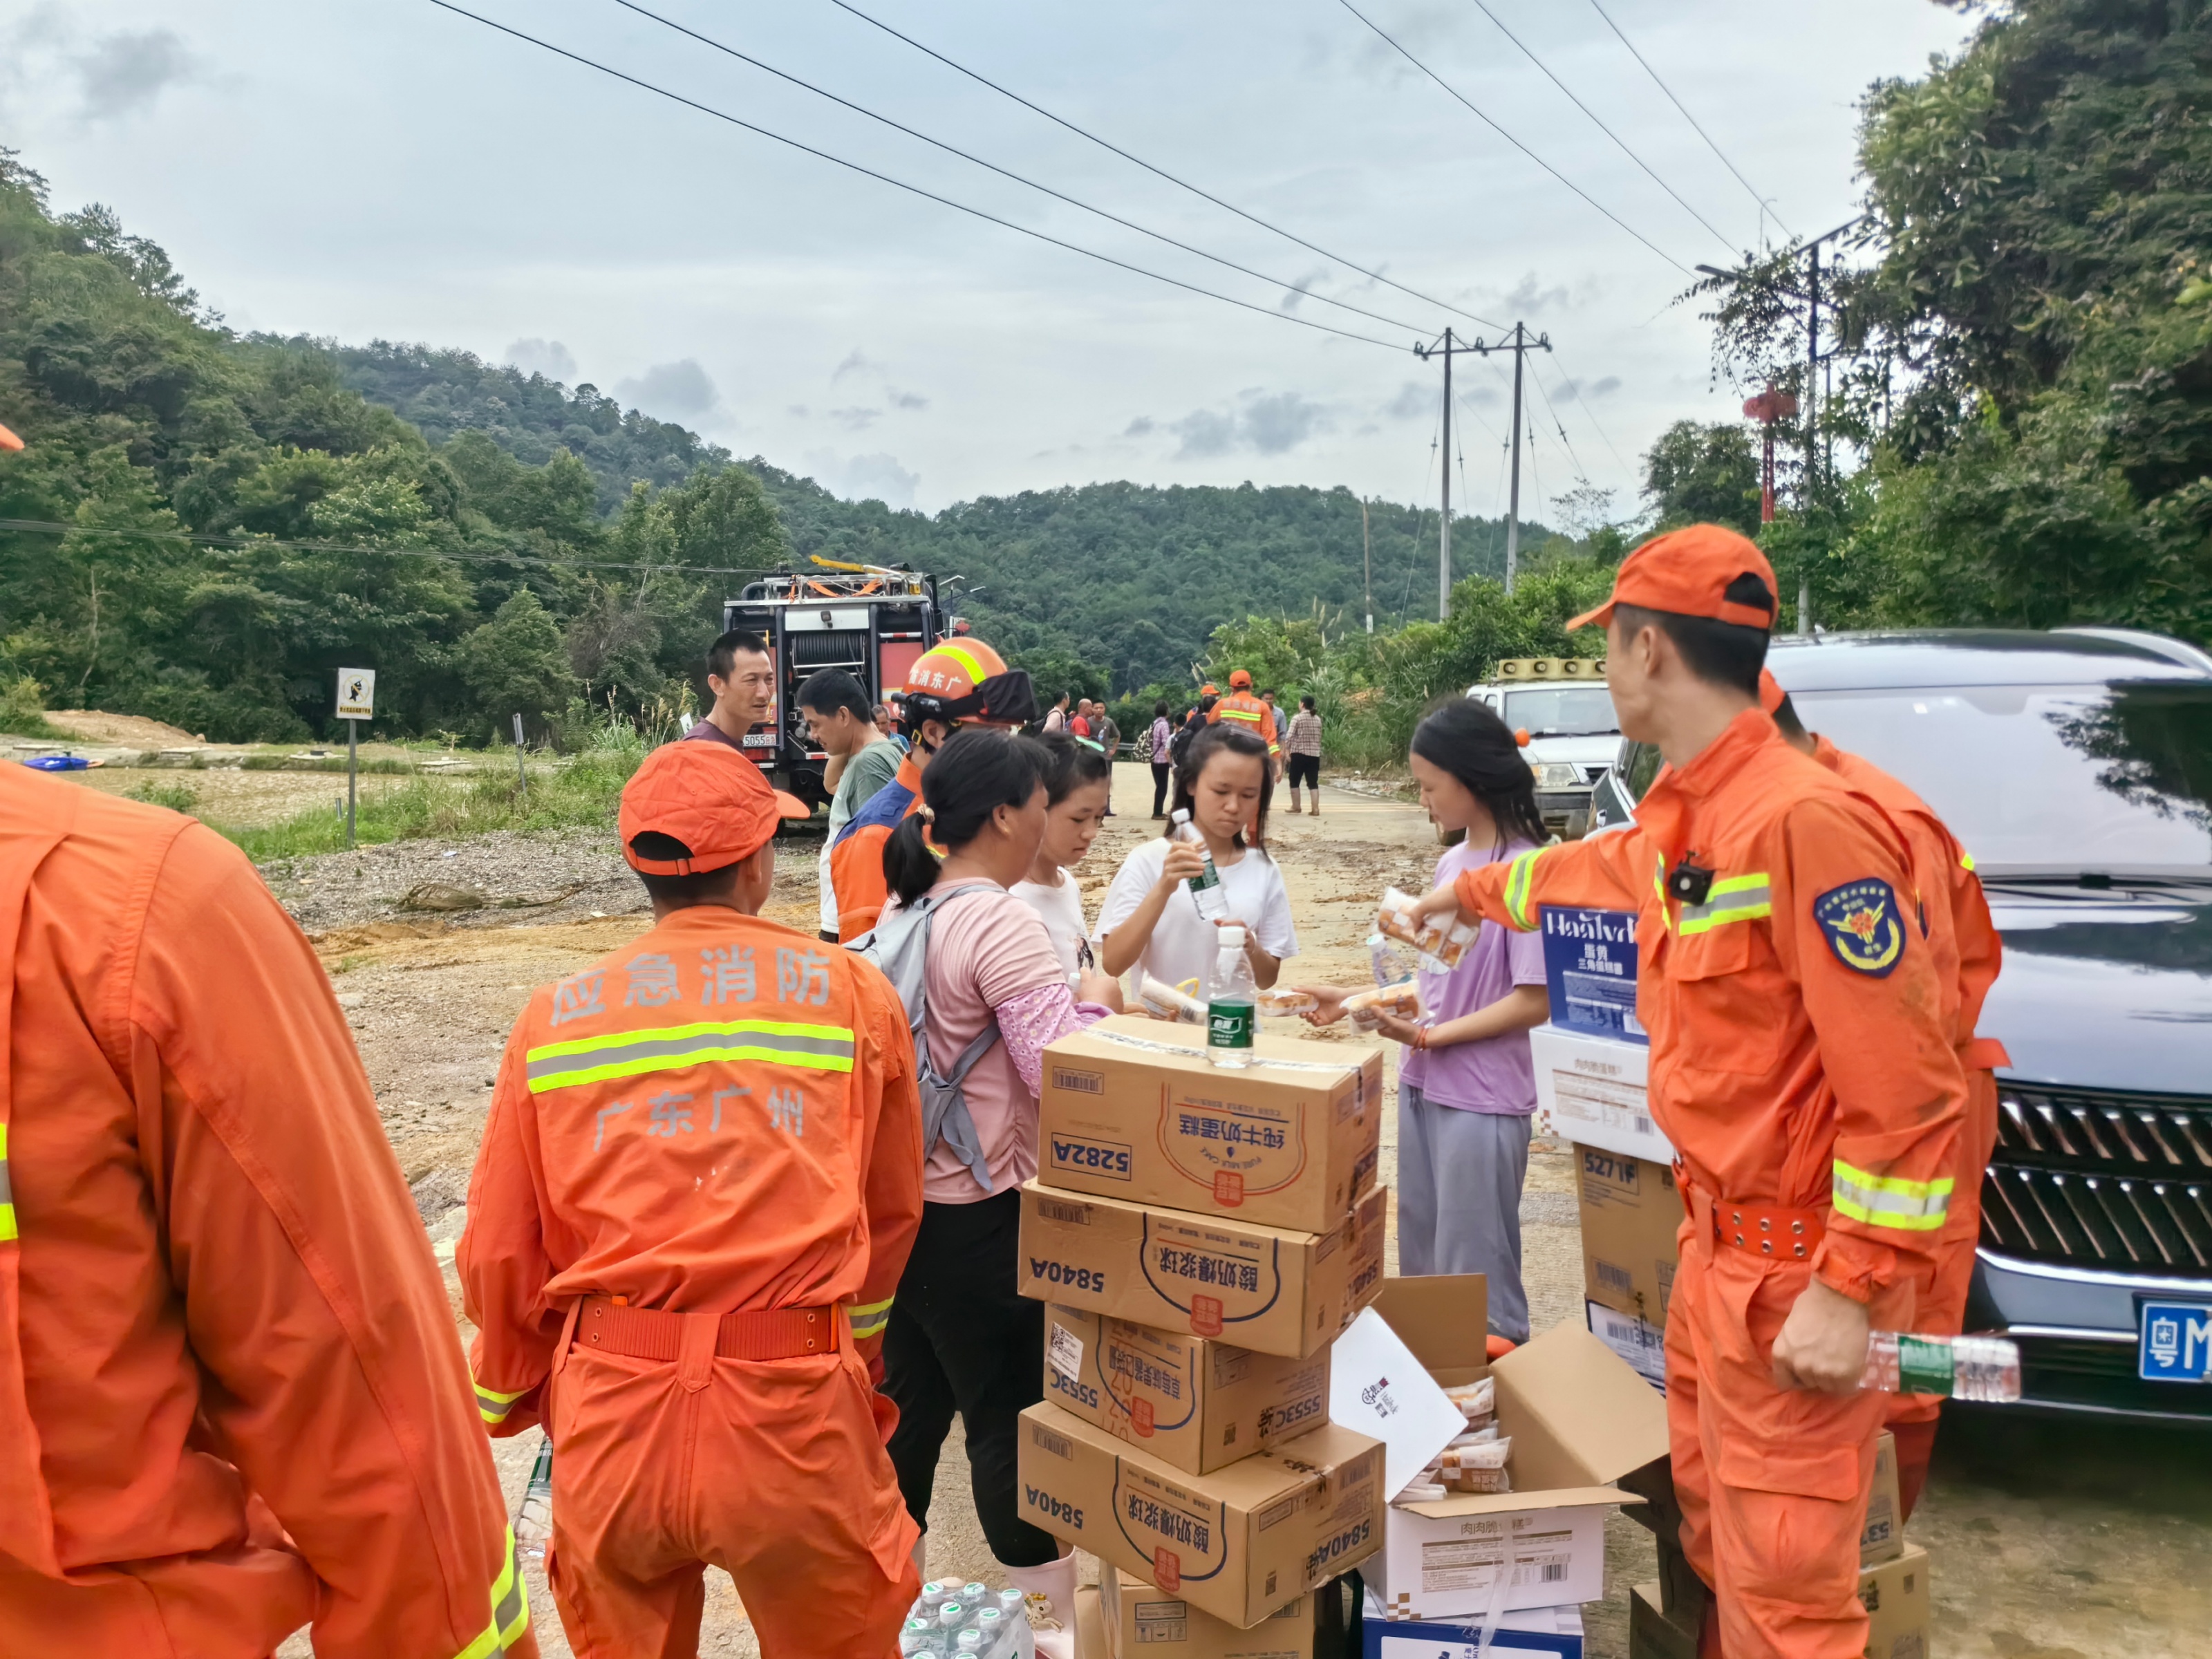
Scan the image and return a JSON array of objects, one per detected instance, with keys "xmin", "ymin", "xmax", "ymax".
[{"xmin": 827, "ymin": 639, "xmax": 1038, "ymax": 942}]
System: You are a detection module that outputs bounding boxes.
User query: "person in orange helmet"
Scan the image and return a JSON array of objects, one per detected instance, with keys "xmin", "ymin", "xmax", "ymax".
[
  {"xmin": 1759, "ymin": 670, "xmax": 2007, "ymax": 1521},
  {"xmin": 0, "ymin": 763, "xmax": 532, "ymax": 1654},
  {"xmin": 827, "ymin": 637, "xmax": 1037, "ymax": 942},
  {"xmin": 1409, "ymin": 525, "xmax": 1966, "ymax": 1659},
  {"xmin": 460, "ymin": 740, "xmax": 924, "ymax": 1658},
  {"xmin": 1206, "ymin": 668, "xmax": 1281, "ymax": 760}
]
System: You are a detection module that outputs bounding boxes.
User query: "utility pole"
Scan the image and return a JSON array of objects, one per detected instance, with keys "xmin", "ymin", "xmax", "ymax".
[
  {"xmin": 1421, "ymin": 324, "xmax": 1551, "ymax": 598},
  {"xmin": 1361, "ymin": 497, "xmax": 1374, "ymax": 634}
]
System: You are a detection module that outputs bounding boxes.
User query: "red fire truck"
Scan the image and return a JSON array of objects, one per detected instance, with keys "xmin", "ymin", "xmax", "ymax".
[{"xmin": 720, "ymin": 556, "xmax": 946, "ymax": 807}]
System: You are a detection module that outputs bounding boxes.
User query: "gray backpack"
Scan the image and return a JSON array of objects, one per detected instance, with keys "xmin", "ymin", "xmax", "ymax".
[{"xmin": 847, "ymin": 881, "xmax": 1002, "ymax": 1194}]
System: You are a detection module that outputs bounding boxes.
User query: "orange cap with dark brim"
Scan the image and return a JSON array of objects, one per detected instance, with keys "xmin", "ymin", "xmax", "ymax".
[
  {"xmin": 0, "ymin": 422, "xmax": 23, "ymax": 452},
  {"xmin": 619, "ymin": 740, "xmax": 809, "ymax": 875},
  {"xmin": 1566, "ymin": 523, "xmax": 1779, "ymax": 634},
  {"xmin": 1228, "ymin": 670, "xmax": 1253, "ymax": 689}
]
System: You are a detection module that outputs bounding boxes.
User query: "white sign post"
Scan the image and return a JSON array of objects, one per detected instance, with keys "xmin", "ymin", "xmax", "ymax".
[{"xmin": 335, "ymin": 669, "xmax": 375, "ymax": 847}]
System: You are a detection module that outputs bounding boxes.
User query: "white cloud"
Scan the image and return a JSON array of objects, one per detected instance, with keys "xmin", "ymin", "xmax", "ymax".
[
  {"xmin": 505, "ymin": 338, "xmax": 577, "ymax": 383},
  {"xmin": 615, "ymin": 359, "xmax": 718, "ymax": 419},
  {"xmin": 1168, "ymin": 391, "xmax": 1333, "ymax": 458},
  {"xmin": 74, "ymin": 28, "xmax": 199, "ymax": 120},
  {"xmin": 805, "ymin": 451, "xmax": 921, "ymax": 509}
]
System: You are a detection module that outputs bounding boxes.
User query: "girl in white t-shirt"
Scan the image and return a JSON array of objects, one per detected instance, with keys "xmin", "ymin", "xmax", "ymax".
[
  {"xmin": 1011, "ymin": 732, "xmax": 1114, "ymax": 983},
  {"xmin": 1096, "ymin": 722, "xmax": 1296, "ymax": 998}
]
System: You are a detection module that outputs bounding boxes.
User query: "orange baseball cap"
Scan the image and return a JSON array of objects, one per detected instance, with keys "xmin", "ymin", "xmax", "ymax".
[
  {"xmin": 619, "ymin": 741, "xmax": 808, "ymax": 875},
  {"xmin": 1566, "ymin": 524, "xmax": 1779, "ymax": 633},
  {"xmin": 1759, "ymin": 668, "xmax": 1785, "ymax": 715},
  {"xmin": 1228, "ymin": 669, "xmax": 1253, "ymax": 689},
  {"xmin": 0, "ymin": 422, "xmax": 23, "ymax": 452},
  {"xmin": 1199, "ymin": 683, "xmax": 1219, "ymax": 697}
]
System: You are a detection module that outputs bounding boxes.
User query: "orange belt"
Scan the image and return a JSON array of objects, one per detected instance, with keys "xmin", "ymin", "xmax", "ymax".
[
  {"xmin": 574, "ymin": 1295, "xmax": 841, "ymax": 1362},
  {"xmin": 1676, "ymin": 1165, "xmax": 1826, "ymax": 1262}
]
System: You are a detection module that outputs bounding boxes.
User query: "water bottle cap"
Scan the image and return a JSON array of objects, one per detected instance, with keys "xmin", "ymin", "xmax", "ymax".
[{"xmin": 1219, "ymin": 925, "xmax": 1246, "ymax": 947}]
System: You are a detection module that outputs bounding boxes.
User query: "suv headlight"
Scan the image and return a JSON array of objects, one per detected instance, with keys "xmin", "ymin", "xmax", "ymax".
[{"xmin": 1530, "ymin": 762, "xmax": 1582, "ymax": 790}]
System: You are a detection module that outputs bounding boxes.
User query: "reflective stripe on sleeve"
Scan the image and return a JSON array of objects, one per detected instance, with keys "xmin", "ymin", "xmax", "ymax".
[
  {"xmin": 1959, "ymin": 850, "xmax": 1977, "ymax": 872},
  {"xmin": 475, "ymin": 1380, "xmax": 531, "ymax": 1425},
  {"xmin": 847, "ymin": 1296, "xmax": 894, "ymax": 1340},
  {"xmin": 1831, "ymin": 1159, "xmax": 1953, "ymax": 1232},
  {"xmin": 0, "ymin": 1122, "xmax": 14, "ymax": 1242},
  {"xmin": 1676, "ymin": 874, "xmax": 1772, "ymax": 936},
  {"xmin": 1650, "ymin": 854, "xmax": 1669, "ymax": 933},
  {"xmin": 1501, "ymin": 847, "xmax": 1546, "ymax": 932},
  {"xmin": 452, "ymin": 1528, "xmax": 532, "ymax": 1659},
  {"xmin": 525, "ymin": 1020, "xmax": 856, "ymax": 1093}
]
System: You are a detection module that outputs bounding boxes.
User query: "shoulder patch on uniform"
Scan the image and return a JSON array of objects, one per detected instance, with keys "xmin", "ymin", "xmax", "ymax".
[{"xmin": 1813, "ymin": 879, "xmax": 1905, "ymax": 977}]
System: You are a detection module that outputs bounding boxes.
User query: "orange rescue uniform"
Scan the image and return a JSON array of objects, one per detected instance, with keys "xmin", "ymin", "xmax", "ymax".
[
  {"xmin": 1207, "ymin": 691, "xmax": 1280, "ymax": 756},
  {"xmin": 827, "ymin": 751, "xmax": 924, "ymax": 943},
  {"xmin": 1459, "ymin": 711, "xmax": 1966, "ymax": 1659},
  {"xmin": 461, "ymin": 906, "xmax": 924, "ymax": 1656},
  {"xmin": 1810, "ymin": 735, "xmax": 2007, "ymax": 1517},
  {"xmin": 0, "ymin": 767, "xmax": 532, "ymax": 1657}
]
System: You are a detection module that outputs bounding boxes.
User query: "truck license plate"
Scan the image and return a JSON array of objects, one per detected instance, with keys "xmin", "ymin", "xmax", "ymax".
[{"xmin": 2137, "ymin": 1300, "xmax": 2212, "ymax": 1382}]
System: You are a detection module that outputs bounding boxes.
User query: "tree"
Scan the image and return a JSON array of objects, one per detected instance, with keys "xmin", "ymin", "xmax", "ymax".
[
  {"xmin": 457, "ymin": 590, "xmax": 573, "ymax": 740},
  {"xmin": 1641, "ymin": 421, "xmax": 1763, "ymax": 536}
]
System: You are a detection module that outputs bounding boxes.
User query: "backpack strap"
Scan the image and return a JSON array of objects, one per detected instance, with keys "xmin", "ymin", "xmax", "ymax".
[{"xmin": 894, "ymin": 882, "xmax": 1004, "ymax": 1194}]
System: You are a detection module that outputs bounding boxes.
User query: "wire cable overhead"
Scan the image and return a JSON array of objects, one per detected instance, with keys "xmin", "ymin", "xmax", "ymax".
[
  {"xmin": 1333, "ymin": 0, "xmax": 1695, "ymax": 276},
  {"xmin": 426, "ymin": 0, "xmax": 1407, "ymax": 352}
]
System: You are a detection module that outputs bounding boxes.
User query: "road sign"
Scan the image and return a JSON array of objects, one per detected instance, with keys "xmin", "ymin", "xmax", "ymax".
[
  {"xmin": 336, "ymin": 668, "xmax": 376, "ymax": 720},
  {"xmin": 2139, "ymin": 1300, "xmax": 2212, "ymax": 1382}
]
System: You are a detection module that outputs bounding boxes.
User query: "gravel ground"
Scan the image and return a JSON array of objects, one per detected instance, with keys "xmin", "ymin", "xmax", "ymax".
[{"xmin": 265, "ymin": 826, "xmax": 653, "ymax": 935}]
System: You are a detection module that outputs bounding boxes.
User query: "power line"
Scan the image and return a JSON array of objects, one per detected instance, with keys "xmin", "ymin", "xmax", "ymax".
[
  {"xmin": 1541, "ymin": 349, "xmax": 1633, "ymax": 477},
  {"xmin": 821, "ymin": 0, "xmax": 1510, "ymax": 333},
  {"xmin": 0, "ymin": 517, "xmax": 774, "ymax": 577},
  {"xmin": 1524, "ymin": 370, "xmax": 1592, "ymax": 485},
  {"xmin": 427, "ymin": 0, "xmax": 1405, "ymax": 352},
  {"xmin": 1459, "ymin": 0, "xmax": 1735, "ymax": 251},
  {"xmin": 1333, "ymin": 0, "xmax": 1695, "ymax": 276},
  {"xmin": 1584, "ymin": 0, "xmax": 1790, "ymax": 242},
  {"xmin": 609, "ymin": 0, "xmax": 1441, "ymax": 339}
]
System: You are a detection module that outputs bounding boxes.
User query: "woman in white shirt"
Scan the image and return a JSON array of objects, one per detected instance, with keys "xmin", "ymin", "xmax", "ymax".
[
  {"xmin": 1096, "ymin": 722, "xmax": 1296, "ymax": 997},
  {"xmin": 1011, "ymin": 731, "xmax": 1115, "ymax": 982}
]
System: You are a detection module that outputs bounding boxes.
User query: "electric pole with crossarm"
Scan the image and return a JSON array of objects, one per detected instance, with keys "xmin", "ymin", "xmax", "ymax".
[{"xmin": 1416, "ymin": 323, "xmax": 1552, "ymax": 602}]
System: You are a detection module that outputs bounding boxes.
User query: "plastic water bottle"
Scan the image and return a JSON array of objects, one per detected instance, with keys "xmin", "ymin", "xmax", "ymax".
[
  {"xmin": 1171, "ymin": 809, "xmax": 1230, "ymax": 921},
  {"xmin": 1208, "ymin": 925, "xmax": 1258, "ymax": 1069},
  {"xmin": 1862, "ymin": 1331, "xmax": 2022, "ymax": 1402},
  {"xmin": 1367, "ymin": 930, "xmax": 1415, "ymax": 988},
  {"xmin": 938, "ymin": 1602, "xmax": 968, "ymax": 1633},
  {"xmin": 973, "ymin": 1606, "xmax": 1005, "ymax": 1654},
  {"xmin": 514, "ymin": 1438, "xmax": 554, "ymax": 1557},
  {"xmin": 901, "ymin": 1616, "xmax": 941, "ymax": 1656},
  {"xmin": 919, "ymin": 1581, "xmax": 955, "ymax": 1612},
  {"xmin": 961, "ymin": 1582, "xmax": 990, "ymax": 1607},
  {"xmin": 957, "ymin": 1633, "xmax": 984, "ymax": 1656}
]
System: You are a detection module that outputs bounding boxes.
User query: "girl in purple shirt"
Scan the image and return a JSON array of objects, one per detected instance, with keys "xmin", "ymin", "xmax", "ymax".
[{"xmin": 1299, "ymin": 700, "xmax": 1550, "ymax": 1340}]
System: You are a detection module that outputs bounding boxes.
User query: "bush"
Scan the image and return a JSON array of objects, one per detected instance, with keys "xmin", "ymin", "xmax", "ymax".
[{"xmin": 0, "ymin": 677, "xmax": 64, "ymax": 740}]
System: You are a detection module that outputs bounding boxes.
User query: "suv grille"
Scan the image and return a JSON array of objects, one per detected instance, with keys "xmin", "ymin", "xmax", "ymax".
[{"xmin": 1980, "ymin": 1083, "xmax": 2212, "ymax": 1275}]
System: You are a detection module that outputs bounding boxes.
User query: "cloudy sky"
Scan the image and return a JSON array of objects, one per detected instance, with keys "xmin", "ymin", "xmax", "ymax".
[{"xmin": 1, "ymin": 0, "xmax": 1974, "ymax": 516}]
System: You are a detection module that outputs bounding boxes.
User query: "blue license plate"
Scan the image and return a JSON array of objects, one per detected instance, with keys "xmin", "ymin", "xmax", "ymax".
[{"xmin": 2138, "ymin": 1300, "xmax": 2212, "ymax": 1382}]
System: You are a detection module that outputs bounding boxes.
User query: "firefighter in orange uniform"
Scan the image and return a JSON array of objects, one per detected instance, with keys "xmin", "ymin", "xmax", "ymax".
[
  {"xmin": 460, "ymin": 740, "xmax": 924, "ymax": 1658},
  {"xmin": 1206, "ymin": 668, "xmax": 1280, "ymax": 759},
  {"xmin": 1761, "ymin": 671, "xmax": 2007, "ymax": 1521},
  {"xmin": 827, "ymin": 637, "xmax": 1036, "ymax": 941},
  {"xmin": 1412, "ymin": 525, "xmax": 1966, "ymax": 1659},
  {"xmin": 0, "ymin": 767, "xmax": 531, "ymax": 1654}
]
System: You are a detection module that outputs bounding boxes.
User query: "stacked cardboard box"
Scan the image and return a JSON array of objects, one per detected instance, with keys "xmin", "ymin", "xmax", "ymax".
[{"xmin": 1018, "ymin": 1015, "xmax": 1391, "ymax": 1632}]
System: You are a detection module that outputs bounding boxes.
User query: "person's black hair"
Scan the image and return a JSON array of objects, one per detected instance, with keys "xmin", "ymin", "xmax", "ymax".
[
  {"xmin": 1299, "ymin": 694, "xmax": 1315, "ymax": 711},
  {"xmin": 797, "ymin": 668, "xmax": 872, "ymax": 722},
  {"xmin": 1409, "ymin": 699, "xmax": 1547, "ymax": 853},
  {"xmin": 1025, "ymin": 729, "xmax": 1113, "ymax": 806},
  {"xmin": 1197, "ymin": 693, "xmax": 1219, "ymax": 715},
  {"xmin": 1170, "ymin": 722, "xmax": 1274, "ymax": 856},
  {"xmin": 883, "ymin": 727, "xmax": 1047, "ymax": 907},
  {"xmin": 1261, "ymin": 688, "xmax": 1277, "ymax": 700},
  {"xmin": 1611, "ymin": 578, "xmax": 1772, "ymax": 697},
  {"xmin": 1771, "ymin": 692, "xmax": 1809, "ymax": 743},
  {"xmin": 706, "ymin": 628, "xmax": 770, "ymax": 680},
  {"xmin": 1153, "ymin": 699, "xmax": 1170, "ymax": 719},
  {"xmin": 628, "ymin": 831, "xmax": 749, "ymax": 907}
]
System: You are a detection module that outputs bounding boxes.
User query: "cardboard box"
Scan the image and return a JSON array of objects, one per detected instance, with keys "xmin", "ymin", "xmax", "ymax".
[
  {"xmin": 1044, "ymin": 1304, "xmax": 1331, "ymax": 1474},
  {"xmin": 1861, "ymin": 1433, "xmax": 1902, "ymax": 1566},
  {"xmin": 1539, "ymin": 906, "xmax": 1644, "ymax": 1043},
  {"xmin": 1628, "ymin": 1582, "xmax": 1695, "ymax": 1659},
  {"xmin": 1017, "ymin": 1404, "xmax": 1385, "ymax": 1629},
  {"xmin": 1529, "ymin": 1025, "xmax": 1671, "ymax": 1164},
  {"xmin": 1361, "ymin": 1278, "xmax": 1671, "ymax": 1623},
  {"xmin": 1360, "ymin": 1592, "xmax": 1584, "ymax": 1659},
  {"xmin": 1859, "ymin": 1543, "xmax": 1931, "ymax": 1659},
  {"xmin": 1575, "ymin": 1145, "xmax": 1681, "ymax": 1328},
  {"xmin": 1079, "ymin": 1584, "xmax": 1108, "ymax": 1659},
  {"xmin": 1584, "ymin": 1301, "xmax": 1667, "ymax": 1391},
  {"xmin": 1097, "ymin": 1561, "xmax": 1334, "ymax": 1659},
  {"xmin": 1019, "ymin": 1179, "xmax": 1387, "ymax": 1360},
  {"xmin": 1039, "ymin": 1016, "xmax": 1384, "ymax": 1234}
]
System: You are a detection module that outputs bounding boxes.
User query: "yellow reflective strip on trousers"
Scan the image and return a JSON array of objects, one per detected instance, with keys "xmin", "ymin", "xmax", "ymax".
[
  {"xmin": 849, "ymin": 1295, "xmax": 894, "ymax": 1337},
  {"xmin": 451, "ymin": 1529, "xmax": 531, "ymax": 1659},
  {"xmin": 0, "ymin": 1121, "xmax": 13, "ymax": 1241},
  {"xmin": 475, "ymin": 1380, "xmax": 529, "ymax": 1423},
  {"xmin": 1832, "ymin": 1159, "xmax": 1953, "ymax": 1231}
]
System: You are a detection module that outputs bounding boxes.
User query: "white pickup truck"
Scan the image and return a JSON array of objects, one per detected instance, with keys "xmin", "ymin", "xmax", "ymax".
[{"xmin": 1465, "ymin": 659, "xmax": 1620, "ymax": 839}]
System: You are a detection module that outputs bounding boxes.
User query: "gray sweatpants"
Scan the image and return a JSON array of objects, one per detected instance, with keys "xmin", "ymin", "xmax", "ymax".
[{"xmin": 1396, "ymin": 1085, "xmax": 1532, "ymax": 1342}]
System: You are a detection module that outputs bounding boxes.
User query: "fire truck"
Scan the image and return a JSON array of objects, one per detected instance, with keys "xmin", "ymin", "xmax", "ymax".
[{"xmin": 719, "ymin": 556, "xmax": 946, "ymax": 807}]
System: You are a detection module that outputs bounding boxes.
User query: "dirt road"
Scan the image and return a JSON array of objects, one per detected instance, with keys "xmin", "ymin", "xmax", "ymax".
[{"xmin": 252, "ymin": 762, "xmax": 2209, "ymax": 1658}]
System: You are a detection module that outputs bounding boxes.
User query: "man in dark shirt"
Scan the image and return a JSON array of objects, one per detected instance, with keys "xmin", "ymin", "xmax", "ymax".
[{"xmin": 686, "ymin": 629, "xmax": 777, "ymax": 752}]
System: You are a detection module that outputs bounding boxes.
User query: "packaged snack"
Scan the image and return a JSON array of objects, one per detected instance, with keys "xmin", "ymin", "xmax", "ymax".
[
  {"xmin": 1439, "ymin": 1465, "xmax": 1512, "ymax": 1495},
  {"xmin": 1395, "ymin": 1481, "xmax": 1448, "ymax": 1504},
  {"xmin": 1377, "ymin": 887, "xmax": 1481, "ymax": 974},
  {"xmin": 1255, "ymin": 987, "xmax": 1320, "ymax": 1018},
  {"xmin": 1136, "ymin": 974, "xmax": 1208, "ymax": 1024},
  {"xmin": 1440, "ymin": 1437, "xmax": 1510, "ymax": 1472},
  {"xmin": 1343, "ymin": 984, "xmax": 1421, "ymax": 1032},
  {"xmin": 1444, "ymin": 1378, "xmax": 1494, "ymax": 1418}
]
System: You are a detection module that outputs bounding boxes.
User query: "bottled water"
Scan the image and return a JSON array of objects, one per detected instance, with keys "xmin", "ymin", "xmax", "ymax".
[
  {"xmin": 962, "ymin": 1582, "xmax": 990, "ymax": 1606},
  {"xmin": 920, "ymin": 1581, "xmax": 955, "ymax": 1611},
  {"xmin": 957, "ymin": 1633, "xmax": 985, "ymax": 1655},
  {"xmin": 1207, "ymin": 925, "xmax": 1258, "ymax": 1069},
  {"xmin": 937, "ymin": 1602, "xmax": 968, "ymax": 1631},
  {"xmin": 1171, "ymin": 809, "xmax": 1231, "ymax": 921},
  {"xmin": 1862, "ymin": 1331, "xmax": 2022, "ymax": 1402},
  {"xmin": 1367, "ymin": 930, "xmax": 1416, "ymax": 988},
  {"xmin": 901, "ymin": 1615, "xmax": 941, "ymax": 1655},
  {"xmin": 514, "ymin": 1438, "xmax": 554, "ymax": 1557},
  {"xmin": 902, "ymin": 1582, "xmax": 1031, "ymax": 1658}
]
